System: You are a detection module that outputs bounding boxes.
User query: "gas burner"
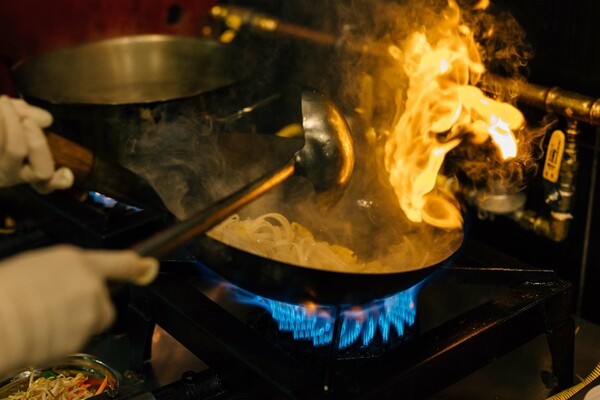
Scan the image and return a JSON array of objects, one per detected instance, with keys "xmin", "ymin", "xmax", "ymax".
[
  {"xmin": 0, "ymin": 186, "xmax": 166, "ymax": 253},
  {"xmin": 160, "ymin": 256, "xmax": 422, "ymax": 351},
  {"xmin": 87, "ymin": 191, "xmax": 142, "ymax": 212},
  {"xmin": 227, "ymin": 283, "xmax": 419, "ymax": 349}
]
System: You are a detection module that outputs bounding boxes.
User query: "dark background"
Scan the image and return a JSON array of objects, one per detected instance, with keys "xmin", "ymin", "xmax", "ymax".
[
  {"xmin": 469, "ymin": 0, "xmax": 600, "ymax": 324},
  {"xmin": 1, "ymin": 0, "xmax": 599, "ymax": 323}
]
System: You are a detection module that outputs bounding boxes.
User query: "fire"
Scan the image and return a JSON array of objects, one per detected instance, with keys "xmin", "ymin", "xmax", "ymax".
[
  {"xmin": 384, "ymin": 0, "xmax": 523, "ymax": 230},
  {"xmin": 487, "ymin": 114, "xmax": 517, "ymax": 159}
]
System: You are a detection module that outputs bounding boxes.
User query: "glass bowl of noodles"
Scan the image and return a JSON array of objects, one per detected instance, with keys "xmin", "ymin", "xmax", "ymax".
[{"xmin": 0, "ymin": 354, "xmax": 122, "ymax": 400}]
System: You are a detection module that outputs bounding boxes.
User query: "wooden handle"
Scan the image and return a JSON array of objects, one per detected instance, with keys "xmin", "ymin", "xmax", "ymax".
[
  {"xmin": 44, "ymin": 131, "xmax": 170, "ymax": 212},
  {"xmin": 46, "ymin": 132, "xmax": 94, "ymax": 183}
]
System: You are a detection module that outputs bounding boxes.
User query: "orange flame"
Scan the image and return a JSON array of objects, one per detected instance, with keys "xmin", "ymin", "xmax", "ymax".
[
  {"xmin": 487, "ymin": 114, "xmax": 517, "ymax": 159},
  {"xmin": 384, "ymin": 0, "xmax": 522, "ymax": 230}
]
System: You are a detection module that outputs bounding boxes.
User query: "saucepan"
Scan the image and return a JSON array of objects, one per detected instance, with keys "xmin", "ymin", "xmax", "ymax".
[
  {"xmin": 11, "ymin": 34, "xmax": 258, "ymax": 163},
  {"xmin": 10, "ymin": 34, "xmax": 273, "ymax": 211}
]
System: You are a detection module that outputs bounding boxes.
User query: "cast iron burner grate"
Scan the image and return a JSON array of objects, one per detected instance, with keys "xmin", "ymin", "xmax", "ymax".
[
  {"xmin": 128, "ymin": 239, "xmax": 574, "ymax": 400},
  {"xmin": 0, "ymin": 175, "xmax": 573, "ymax": 399}
]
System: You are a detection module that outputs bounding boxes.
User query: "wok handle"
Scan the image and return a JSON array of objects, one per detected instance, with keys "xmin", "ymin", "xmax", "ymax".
[
  {"xmin": 133, "ymin": 159, "xmax": 296, "ymax": 258},
  {"xmin": 45, "ymin": 132, "xmax": 170, "ymax": 213},
  {"xmin": 46, "ymin": 132, "xmax": 94, "ymax": 182}
]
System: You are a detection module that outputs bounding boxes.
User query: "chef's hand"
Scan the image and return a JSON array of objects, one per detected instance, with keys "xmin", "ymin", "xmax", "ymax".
[
  {"xmin": 0, "ymin": 245, "xmax": 159, "ymax": 375},
  {"xmin": 0, "ymin": 95, "xmax": 74, "ymax": 193}
]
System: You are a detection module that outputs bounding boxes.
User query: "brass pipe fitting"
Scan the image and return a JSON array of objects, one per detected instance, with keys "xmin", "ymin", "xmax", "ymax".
[
  {"xmin": 513, "ymin": 121, "xmax": 579, "ymax": 242},
  {"xmin": 209, "ymin": 5, "xmax": 395, "ymax": 59},
  {"xmin": 513, "ymin": 209, "xmax": 571, "ymax": 242},
  {"xmin": 489, "ymin": 76, "xmax": 600, "ymax": 126}
]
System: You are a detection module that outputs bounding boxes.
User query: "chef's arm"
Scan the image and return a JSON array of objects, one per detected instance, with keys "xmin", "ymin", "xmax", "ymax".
[{"xmin": 0, "ymin": 245, "xmax": 158, "ymax": 375}]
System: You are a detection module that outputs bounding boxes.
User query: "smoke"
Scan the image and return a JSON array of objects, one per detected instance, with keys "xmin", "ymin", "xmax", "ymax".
[
  {"xmin": 333, "ymin": 0, "xmax": 545, "ymax": 191},
  {"xmin": 446, "ymin": 2, "xmax": 552, "ymax": 192},
  {"xmin": 119, "ymin": 100, "xmax": 302, "ymax": 221},
  {"xmin": 233, "ymin": 119, "xmax": 464, "ymax": 271}
]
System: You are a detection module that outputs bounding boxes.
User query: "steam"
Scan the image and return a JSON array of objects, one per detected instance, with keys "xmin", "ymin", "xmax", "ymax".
[
  {"xmin": 241, "ymin": 126, "xmax": 464, "ymax": 271},
  {"xmin": 120, "ymin": 103, "xmax": 301, "ymax": 221}
]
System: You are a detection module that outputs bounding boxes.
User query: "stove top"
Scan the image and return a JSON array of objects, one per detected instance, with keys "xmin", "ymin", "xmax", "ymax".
[
  {"xmin": 127, "ymin": 239, "xmax": 574, "ymax": 400},
  {"xmin": 0, "ymin": 186, "xmax": 575, "ymax": 399}
]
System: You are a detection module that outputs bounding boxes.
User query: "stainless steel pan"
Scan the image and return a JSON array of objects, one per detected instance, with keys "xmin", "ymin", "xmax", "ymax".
[
  {"xmin": 12, "ymin": 34, "xmax": 246, "ymax": 105},
  {"xmin": 11, "ymin": 34, "xmax": 254, "ymax": 164}
]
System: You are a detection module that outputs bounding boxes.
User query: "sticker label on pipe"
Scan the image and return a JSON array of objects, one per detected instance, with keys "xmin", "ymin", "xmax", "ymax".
[{"xmin": 543, "ymin": 130, "xmax": 565, "ymax": 183}]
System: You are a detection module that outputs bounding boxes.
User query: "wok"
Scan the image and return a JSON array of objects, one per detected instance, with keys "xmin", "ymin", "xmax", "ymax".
[
  {"xmin": 189, "ymin": 233, "xmax": 462, "ymax": 306},
  {"xmin": 187, "ymin": 124, "xmax": 464, "ymax": 306},
  {"xmin": 12, "ymin": 34, "xmax": 245, "ymax": 105}
]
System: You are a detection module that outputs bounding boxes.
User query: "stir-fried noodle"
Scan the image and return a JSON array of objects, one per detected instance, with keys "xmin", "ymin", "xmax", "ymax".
[
  {"xmin": 208, "ymin": 213, "xmax": 387, "ymax": 273},
  {"xmin": 3, "ymin": 372, "xmax": 107, "ymax": 400}
]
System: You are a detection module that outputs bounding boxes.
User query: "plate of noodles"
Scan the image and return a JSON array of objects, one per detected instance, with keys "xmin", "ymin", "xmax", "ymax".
[{"xmin": 0, "ymin": 354, "xmax": 121, "ymax": 400}]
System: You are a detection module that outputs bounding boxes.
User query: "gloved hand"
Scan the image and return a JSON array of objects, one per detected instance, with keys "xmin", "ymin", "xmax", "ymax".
[
  {"xmin": 0, "ymin": 95, "xmax": 74, "ymax": 193},
  {"xmin": 0, "ymin": 245, "xmax": 159, "ymax": 375}
]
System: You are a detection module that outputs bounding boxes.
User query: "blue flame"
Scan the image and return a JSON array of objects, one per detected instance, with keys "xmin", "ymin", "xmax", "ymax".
[
  {"xmin": 88, "ymin": 192, "xmax": 119, "ymax": 208},
  {"xmin": 266, "ymin": 300, "xmax": 335, "ymax": 346},
  {"xmin": 88, "ymin": 192, "xmax": 141, "ymax": 211},
  {"xmin": 194, "ymin": 257, "xmax": 422, "ymax": 349},
  {"xmin": 226, "ymin": 279, "xmax": 422, "ymax": 350},
  {"xmin": 335, "ymin": 287, "xmax": 419, "ymax": 349}
]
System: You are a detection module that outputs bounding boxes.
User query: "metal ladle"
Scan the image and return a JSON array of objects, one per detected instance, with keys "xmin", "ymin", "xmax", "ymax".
[{"xmin": 134, "ymin": 89, "xmax": 354, "ymax": 258}]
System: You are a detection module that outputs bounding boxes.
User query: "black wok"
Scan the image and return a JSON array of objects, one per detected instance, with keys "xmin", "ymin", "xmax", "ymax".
[
  {"xmin": 186, "ymin": 121, "xmax": 464, "ymax": 306},
  {"xmin": 189, "ymin": 233, "xmax": 462, "ymax": 306}
]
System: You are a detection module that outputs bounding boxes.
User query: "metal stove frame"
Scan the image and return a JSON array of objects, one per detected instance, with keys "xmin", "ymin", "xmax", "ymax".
[
  {"xmin": 0, "ymin": 184, "xmax": 573, "ymax": 399},
  {"xmin": 127, "ymin": 238, "xmax": 574, "ymax": 400}
]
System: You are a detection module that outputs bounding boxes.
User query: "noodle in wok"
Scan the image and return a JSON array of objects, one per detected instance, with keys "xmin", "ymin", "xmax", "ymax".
[{"xmin": 208, "ymin": 213, "xmax": 386, "ymax": 273}]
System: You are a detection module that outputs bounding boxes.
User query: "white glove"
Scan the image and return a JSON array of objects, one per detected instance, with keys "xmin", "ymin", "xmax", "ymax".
[
  {"xmin": 0, "ymin": 245, "xmax": 159, "ymax": 375},
  {"xmin": 0, "ymin": 96, "xmax": 74, "ymax": 193}
]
